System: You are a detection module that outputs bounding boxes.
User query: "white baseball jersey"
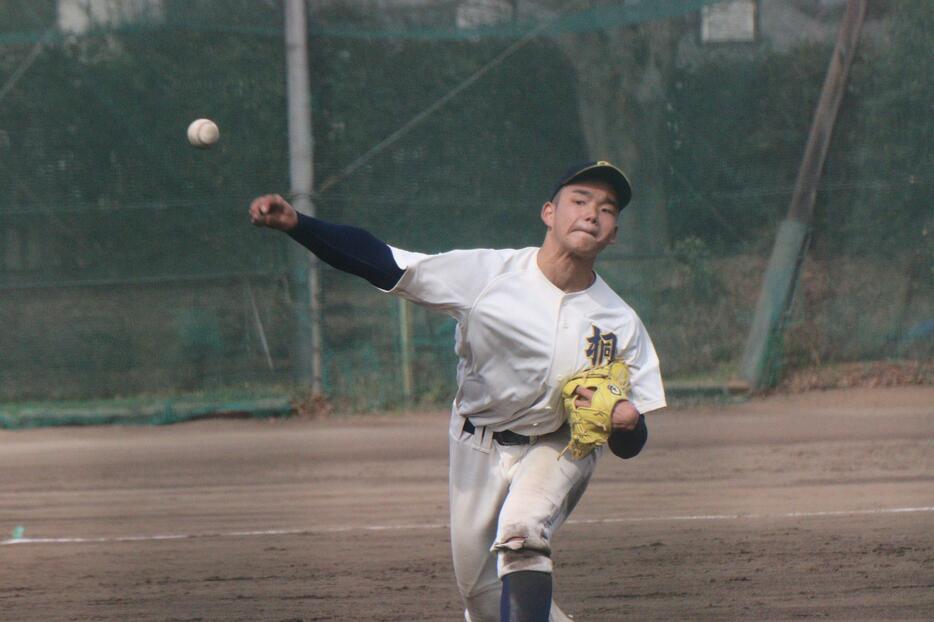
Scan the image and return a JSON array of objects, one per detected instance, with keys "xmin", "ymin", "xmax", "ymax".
[{"xmin": 388, "ymin": 246, "xmax": 666, "ymax": 435}]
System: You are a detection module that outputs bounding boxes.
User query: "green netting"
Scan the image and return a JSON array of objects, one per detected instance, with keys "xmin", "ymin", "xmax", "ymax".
[
  {"xmin": 1, "ymin": 0, "xmax": 931, "ymax": 423},
  {"xmin": 0, "ymin": 395, "xmax": 292, "ymax": 429},
  {"xmin": 1, "ymin": 1, "xmax": 725, "ymax": 44}
]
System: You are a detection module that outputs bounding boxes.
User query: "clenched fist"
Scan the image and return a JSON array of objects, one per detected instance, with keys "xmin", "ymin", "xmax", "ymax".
[{"xmin": 249, "ymin": 194, "xmax": 299, "ymax": 231}]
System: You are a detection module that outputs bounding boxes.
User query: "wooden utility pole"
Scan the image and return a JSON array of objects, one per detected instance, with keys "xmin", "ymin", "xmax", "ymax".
[{"xmin": 739, "ymin": 0, "xmax": 867, "ymax": 390}]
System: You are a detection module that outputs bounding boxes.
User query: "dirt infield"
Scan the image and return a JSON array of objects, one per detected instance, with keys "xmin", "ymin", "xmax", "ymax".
[{"xmin": 2, "ymin": 387, "xmax": 932, "ymax": 621}]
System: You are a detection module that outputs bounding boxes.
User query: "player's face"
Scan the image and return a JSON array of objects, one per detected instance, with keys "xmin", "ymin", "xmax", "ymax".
[{"xmin": 541, "ymin": 179, "xmax": 620, "ymax": 258}]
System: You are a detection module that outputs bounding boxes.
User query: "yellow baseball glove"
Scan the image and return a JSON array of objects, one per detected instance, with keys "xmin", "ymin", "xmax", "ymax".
[{"xmin": 559, "ymin": 361, "xmax": 631, "ymax": 460}]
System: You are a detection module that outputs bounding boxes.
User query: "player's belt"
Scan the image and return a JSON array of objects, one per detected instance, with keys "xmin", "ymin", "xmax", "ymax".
[{"xmin": 463, "ymin": 418, "xmax": 531, "ymax": 446}]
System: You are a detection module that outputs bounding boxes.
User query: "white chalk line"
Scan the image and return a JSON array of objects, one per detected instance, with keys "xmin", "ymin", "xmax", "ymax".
[
  {"xmin": 569, "ymin": 505, "xmax": 934, "ymax": 525},
  {"xmin": 3, "ymin": 506, "xmax": 932, "ymax": 547}
]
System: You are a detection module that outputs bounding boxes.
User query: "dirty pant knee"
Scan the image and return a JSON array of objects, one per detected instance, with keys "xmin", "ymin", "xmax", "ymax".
[{"xmin": 493, "ymin": 533, "xmax": 554, "ymax": 577}]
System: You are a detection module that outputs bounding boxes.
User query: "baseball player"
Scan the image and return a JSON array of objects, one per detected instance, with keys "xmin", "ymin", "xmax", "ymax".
[{"xmin": 249, "ymin": 161, "xmax": 666, "ymax": 621}]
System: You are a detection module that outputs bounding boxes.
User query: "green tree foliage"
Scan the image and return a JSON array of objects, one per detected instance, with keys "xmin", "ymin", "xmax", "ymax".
[
  {"xmin": 0, "ymin": 0, "xmax": 56, "ymax": 33},
  {"xmin": 667, "ymin": 44, "xmax": 829, "ymax": 251},
  {"xmin": 1, "ymin": 19, "xmax": 290, "ymax": 280},
  {"xmin": 1, "ymin": 2, "xmax": 928, "ymax": 402},
  {"xmin": 667, "ymin": 2, "xmax": 931, "ymax": 257},
  {"xmin": 309, "ymin": 36, "xmax": 586, "ymax": 252},
  {"xmin": 827, "ymin": 0, "xmax": 933, "ymax": 257},
  {"xmin": 1, "ymin": 6, "xmax": 585, "ymax": 284}
]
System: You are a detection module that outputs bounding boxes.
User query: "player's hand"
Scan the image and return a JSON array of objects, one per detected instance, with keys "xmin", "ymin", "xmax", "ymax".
[
  {"xmin": 249, "ymin": 194, "xmax": 299, "ymax": 231},
  {"xmin": 574, "ymin": 387, "xmax": 640, "ymax": 431}
]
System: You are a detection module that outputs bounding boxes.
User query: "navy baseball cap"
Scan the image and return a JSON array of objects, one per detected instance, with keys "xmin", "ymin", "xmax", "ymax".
[{"xmin": 549, "ymin": 160, "xmax": 632, "ymax": 209}]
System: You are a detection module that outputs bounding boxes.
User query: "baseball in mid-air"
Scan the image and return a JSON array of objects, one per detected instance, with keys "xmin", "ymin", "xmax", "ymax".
[{"xmin": 187, "ymin": 118, "xmax": 220, "ymax": 148}]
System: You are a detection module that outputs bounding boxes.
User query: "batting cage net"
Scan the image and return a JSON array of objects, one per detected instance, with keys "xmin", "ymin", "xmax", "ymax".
[{"xmin": 0, "ymin": 0, "xmax": 930, "ymax": 421}]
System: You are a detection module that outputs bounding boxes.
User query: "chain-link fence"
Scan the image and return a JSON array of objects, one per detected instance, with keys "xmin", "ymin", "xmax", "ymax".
[{"xmin": 1, "ymin": 0, "xmax": 931, "ymax": 416}]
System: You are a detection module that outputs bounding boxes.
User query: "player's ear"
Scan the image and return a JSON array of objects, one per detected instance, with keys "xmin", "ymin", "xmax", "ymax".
[
  {"xmin": 541, "ymin": 201, "xmax": 555, "ymax": 228},
  {"xmin": 609, "ymin": 224, "xmax": 619, "ymax": 244}
]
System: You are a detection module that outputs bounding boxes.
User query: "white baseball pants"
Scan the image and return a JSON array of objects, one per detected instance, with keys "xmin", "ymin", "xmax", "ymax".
[{"xmin": 448, "ymin": 411, "xmax": 599, "ymax": 622}]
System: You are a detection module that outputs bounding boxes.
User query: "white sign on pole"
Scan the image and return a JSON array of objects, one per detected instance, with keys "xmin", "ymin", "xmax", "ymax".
[{"xmin": 702, "ymin": 0, "xmax": 756, "ymax": 43}]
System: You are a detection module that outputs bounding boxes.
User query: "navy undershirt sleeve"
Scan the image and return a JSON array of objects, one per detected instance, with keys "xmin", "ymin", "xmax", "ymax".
[
  {"xmin": 607, "ymin": 414, "xmax": 647, "ymax": 459},
  {"xmin": 287, "ymin": 212, "xmax": 404, "ymax": 290}
]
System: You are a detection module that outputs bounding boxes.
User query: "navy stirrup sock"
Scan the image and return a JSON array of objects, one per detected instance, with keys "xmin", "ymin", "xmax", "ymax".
[
  {"xmin": 500, "ymin": 571, "xmax": 552, "ymax": 622},
  {"xmin": 287, "ymin": 212, "xmax": 404, "ymax": 290}
]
